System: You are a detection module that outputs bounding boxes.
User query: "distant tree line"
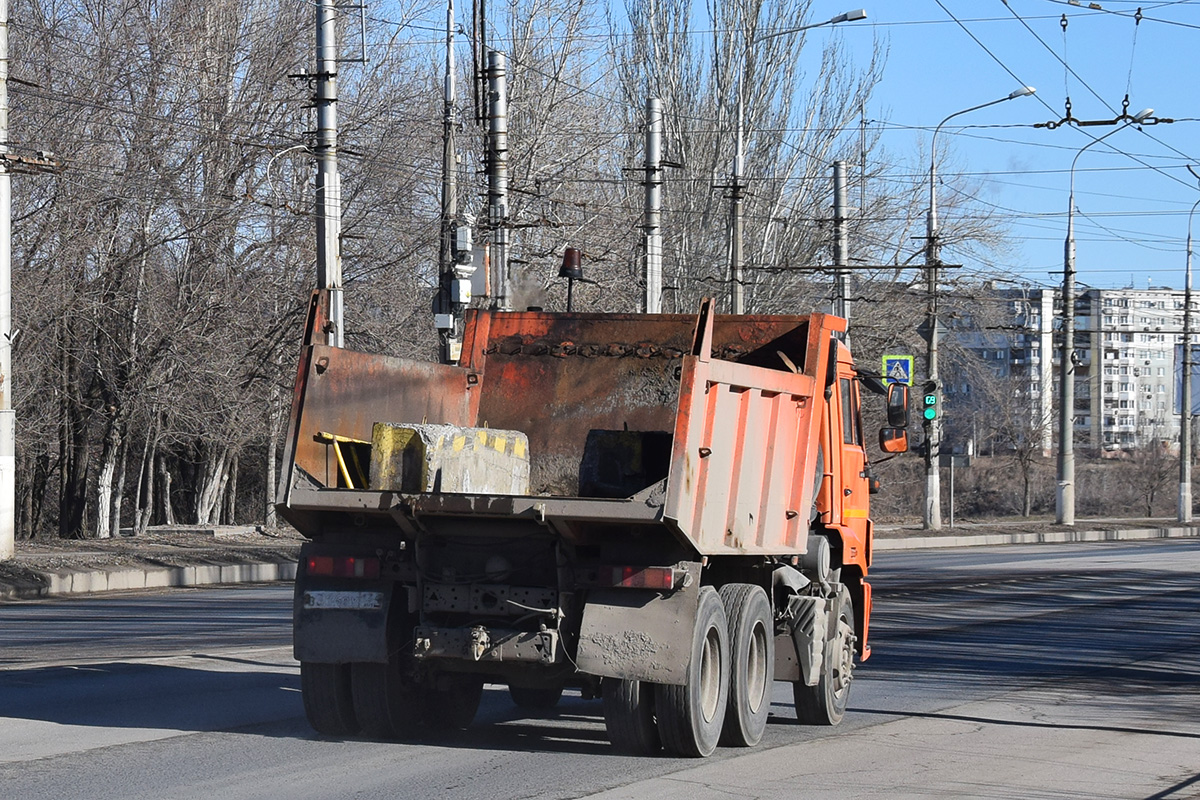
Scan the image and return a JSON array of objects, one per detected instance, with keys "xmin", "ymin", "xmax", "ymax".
[{"xmin": 10, "ymin": 0, "xmax": 1033, "ymax": 539}]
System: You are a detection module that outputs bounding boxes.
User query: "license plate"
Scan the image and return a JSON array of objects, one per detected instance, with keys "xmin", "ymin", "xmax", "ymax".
[{"xmin": 302, "ymin": 590, "xmax": 384, "ymax": 610}]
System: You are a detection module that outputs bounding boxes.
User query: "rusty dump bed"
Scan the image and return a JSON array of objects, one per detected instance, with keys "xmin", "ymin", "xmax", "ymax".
[{"xmin": 278, "ymin": 301, "xmax": 845, "ymax": 556}]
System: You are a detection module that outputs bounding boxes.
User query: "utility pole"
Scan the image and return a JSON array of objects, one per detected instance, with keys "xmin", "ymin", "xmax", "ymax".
[
  {"xmin": 0, "ymin": 0, "xmax": 11, "ymax": 560},
  {"xmin": 923, "ymin": 212, "xmax": 942, "ymax": 530},
  {"xmin": 728, "ymin": 98, "xmax": 745, "ymax": 315},
  {"xmin": 923, "ymin": 88, "xmax": 1035, "ymax": 531},
  {"xmin": 1180, "ymin": 196, "xmax": 1199, "ymax": 523},
  {"xmin": 435, "ymin": 0, "xmax": 473, "ymax": 362},
  {"xmin": 1058, "ymin": 111, "xmax": 1151, "ymax": 525},
  {"xmin": 832, "ymin": 160, "xmax": 849, "ymax": 323},
  {"xmin": 0, "ymin": 0, "xmax": 59, "ymax": 560},
  {"xmin": 643, "ymin": 97, "xmax": 663, "ymax": 314},
  {"xmin": 314, "ymin": 0, "xmax": 343, "ymax": 347},
  {"xmin": 486, "ymin": 50, "xmax": 510, "ymax": 311}
]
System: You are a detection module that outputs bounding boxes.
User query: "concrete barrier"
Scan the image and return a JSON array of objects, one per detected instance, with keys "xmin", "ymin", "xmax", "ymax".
[{"xmin": 12, "ymin": 560, "xmax": 298, "ymax": 600}]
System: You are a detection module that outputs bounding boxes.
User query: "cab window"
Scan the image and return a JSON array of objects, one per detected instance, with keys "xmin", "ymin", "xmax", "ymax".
[{"xmin": 840, "ymin": 378, "xmax": 861, "ymax": 445}]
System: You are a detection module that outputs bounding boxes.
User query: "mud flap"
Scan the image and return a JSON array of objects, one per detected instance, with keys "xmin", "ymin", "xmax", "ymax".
[
  {"xmin": 576, "ymin": 579, "xmax": 700, "ymax": 686},
  {"xmin": 788, "ymin": 595, "xmax": 829, "ymax": 687},
  {"xmin": 293, "ymin": 581, "xmax": 395, "ymax": 664}
]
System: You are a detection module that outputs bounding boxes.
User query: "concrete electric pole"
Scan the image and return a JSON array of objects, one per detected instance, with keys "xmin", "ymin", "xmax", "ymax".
[
  {"xmin": 832, "ymin": 160, "xmax": 849, "ymax": 323},
  {"xmin": 925, "ymin": 87, "xmax": 1035, "ymax": 531},
  {"xmin": 314, "ymin": 0, "xmax": 343, "ymax": 348},
  {"xmin": 643, "ymin": 97, "xmax": 663, "ymax": 314},
  {"xmin": 486, "ymin": 50, "xmax": 510, "ymax": 311},
  {"xmin": 0, "ymin": 0, "xmax": 11, "ymax": 560}
]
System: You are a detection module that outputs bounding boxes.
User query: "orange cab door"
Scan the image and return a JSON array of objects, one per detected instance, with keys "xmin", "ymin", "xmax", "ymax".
[{"xmin": 834, "ymin": 372, "xmax": 871, "ymax": 569}]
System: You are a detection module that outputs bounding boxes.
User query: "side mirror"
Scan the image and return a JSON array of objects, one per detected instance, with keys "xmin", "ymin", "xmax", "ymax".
[
  {"xmin": 880, "ymin": 427, "xmax": 909, "ymax": 453},
  {"xmin": 886, "ymin": 383, "xmax": 910, "ymax": 428}
]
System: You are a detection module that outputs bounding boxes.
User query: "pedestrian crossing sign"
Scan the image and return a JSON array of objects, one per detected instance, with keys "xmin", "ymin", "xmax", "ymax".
[{"xmin": 882, "ymin": 355, "xmax": 913, "ymax": 386}]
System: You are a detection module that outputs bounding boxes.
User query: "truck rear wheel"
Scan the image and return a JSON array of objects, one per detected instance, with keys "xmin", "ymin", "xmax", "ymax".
[
  {"xmin": 351, "ymin": 659, "xmax": 422, "ymax": 739},
  {"xmin": 655, "ymin": 586, "xmax": 729, "ymax": 757},
  {"xmin": 300, "ymin": 661, "xmax": 359, "ymax": 737},
  {"xmin": 719, "ymin": 584, "xmax": 774, "ymax": 747},
  {"xmin": 794, "ymin": 590, "xmax": 854, "ymax": 725},
  {"xmin": 509, "ymin": 684, "xmax": 564, "ymax": 710},
  {"xmin": 602, "ymin": 678, "xmax": 660, "ymax": 755}
]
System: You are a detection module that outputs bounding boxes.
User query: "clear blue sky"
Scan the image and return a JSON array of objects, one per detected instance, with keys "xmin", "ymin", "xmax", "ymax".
[{"xmin": 809, "ymin": 0, "xmax": 1200, "ymax": 291}]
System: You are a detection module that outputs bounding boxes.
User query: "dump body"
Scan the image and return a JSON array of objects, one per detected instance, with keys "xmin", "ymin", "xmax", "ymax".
[
  {"xmin": 280, "ymin": 294, "xmax": 882, "ymax": 753},
  {"xmin": 280, "ymin": 302, "xmax": 843, "ymax": 557}
]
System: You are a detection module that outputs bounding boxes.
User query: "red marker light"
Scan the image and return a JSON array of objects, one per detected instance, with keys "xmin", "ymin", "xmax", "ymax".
[{"xmin": 307, "ymin": 555, "xmax": 380, "ymax": 579}]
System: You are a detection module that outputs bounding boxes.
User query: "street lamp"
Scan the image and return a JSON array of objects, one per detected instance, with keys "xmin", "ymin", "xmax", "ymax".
[
  {"xmin": 726, "ymin": 9, "xmax": 868, "ymax": 314},
  {"xmin": 922, "ymin": 86, "xmax": 1035, "ymax": 531},
  {"xmin": 1179, "ymin": 195, "xmax": 1200, "ymax": 523},
  {"xmin": 1058, "ymin": 108, "xmax": 1153, "ymax": 526}
]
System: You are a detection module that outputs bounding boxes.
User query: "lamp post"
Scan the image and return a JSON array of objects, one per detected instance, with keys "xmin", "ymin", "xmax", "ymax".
[
  {"xmin": 923, "ymin": 86, "xmax": 1035, "ymax": 530},
  {"xmin": 1058, "ymin": 109, "xmax": 1153, "ymax": 525},
  {"xmin": 726, "ymin": 9, "xmax": 867, "ymax": 314},
  {"xmin": 1180, "ymin": 196, "xmax": 1200, "ymax": 523}
]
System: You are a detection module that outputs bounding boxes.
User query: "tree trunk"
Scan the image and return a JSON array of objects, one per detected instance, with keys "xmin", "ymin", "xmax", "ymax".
[
  {"xmin": 195, "ymin": 446, "xmax": 229, "ymax": 525},
  {"xmin": 137, "ymin": 442, "xmax": 155, "ymax": 536},
  {"xmin": 112, "ymin": 436, "xmax": 129, "ymax": 536},
  {"xmin": 265, "ymin": 384, "xmax": 283, "ymax": 528},
  {"xmin": 157, "ymin": 453, "xmax": 175, "ymax": 526},
  {"xmin": 94, "ymin": 416, "xmax": 123, "ymax": 539},
  {"xmin": 1022, "ymin": 469, "xmax": 1032, "ymax": 517},
  {"xmin": 132, "ymin": 425, "xmax": 151, "ymax": 536},
  {"xmin": 59, "ymin": 393, "xmax": 91, "ymax": 539},
  {"xmin": 223, "ymin": 453, "xmax": 239, "ymax": 524}
]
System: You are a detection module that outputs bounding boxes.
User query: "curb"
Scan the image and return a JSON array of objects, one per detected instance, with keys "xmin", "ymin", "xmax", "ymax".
[
  {"xmin": 0, "ymin": 560, "xmax": 298, "ymax": 602},
  {"xmin": 875, "ymin": 526, "xmax": 1200, "ymax": 551},
  {"xmin": 3, "ymin": 527, "xmax": 1197, "ymax": 601}
]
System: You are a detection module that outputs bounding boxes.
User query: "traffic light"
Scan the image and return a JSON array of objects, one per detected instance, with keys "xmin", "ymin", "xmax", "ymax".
[{"xmin": 922, "ymin": 380, "xmax": 939, "ymax": 421}]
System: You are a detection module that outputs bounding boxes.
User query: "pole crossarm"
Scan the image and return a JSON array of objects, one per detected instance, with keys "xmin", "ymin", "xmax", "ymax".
[
  {"xmin": 1035, "ymin": 113, "xmax": 1173, "ymax": 130},
  {"xmin": 0, "ymin": 152, "xmax": 60, "ymax": 173}
]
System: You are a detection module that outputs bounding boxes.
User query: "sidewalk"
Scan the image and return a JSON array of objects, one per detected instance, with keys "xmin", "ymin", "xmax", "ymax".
[
  {"xmin": 1, "ymin": 519, "xmax": 1197, "ymax": 602},
  {"xmin": 0, "ymin": 526, "xmax": 303, "ymax": 601},
  {"xmin": 875, "ymin": 517, "xmax": 1200, "ymax": 551}
]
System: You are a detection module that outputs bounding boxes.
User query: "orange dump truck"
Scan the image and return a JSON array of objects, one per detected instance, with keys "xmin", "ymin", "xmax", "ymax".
[{"xmin": 278, "ymin": 294, "xmax": 908, "ymax": 757}]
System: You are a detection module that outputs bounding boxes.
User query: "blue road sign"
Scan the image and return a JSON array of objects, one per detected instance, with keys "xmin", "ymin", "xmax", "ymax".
[{"xmin": 883, "ymin": 355, "xmax": 914, "ymax": 386}]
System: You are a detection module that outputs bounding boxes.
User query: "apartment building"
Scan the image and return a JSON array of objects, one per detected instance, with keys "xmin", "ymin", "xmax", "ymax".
[{"xmin": 959, "ymin": 284, "xmax": 1187, "ymax": 452}]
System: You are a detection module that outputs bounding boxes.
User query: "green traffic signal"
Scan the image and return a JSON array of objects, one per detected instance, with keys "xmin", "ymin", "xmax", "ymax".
[{"xmin": 923, "ymin": 390, "xmax": 938, "ymax": 420}]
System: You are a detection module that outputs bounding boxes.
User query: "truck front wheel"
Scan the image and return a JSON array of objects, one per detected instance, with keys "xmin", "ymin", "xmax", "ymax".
[
  {"xmin": 719, "ymin": 583, "xmax": 774, "ymax": 747},
  {"xmin": 794, "ymin": 590, "xmax": 855, "ymax": 725},
  {"xmin": 300, "ymin": 661, "xmax": 359, "ymax": 737},
  {"xmin": 655, "ymin": 586, "xmax": 730, "ymax": 757}
]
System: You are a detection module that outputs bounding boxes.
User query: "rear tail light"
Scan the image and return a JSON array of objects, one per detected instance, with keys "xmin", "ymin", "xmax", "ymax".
[
  {"xmin": 607, "ymin": 566, "xmax": 678, "ymax": 590},
  {"xmin": 306, "ymin": 555, "xmax": 381, "ymax": 579}
]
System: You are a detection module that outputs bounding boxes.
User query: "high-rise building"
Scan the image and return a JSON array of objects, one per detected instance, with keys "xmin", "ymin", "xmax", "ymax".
[{"xmin": 955, "ymin": 284, "xmax": 1185, "ymax": 453}]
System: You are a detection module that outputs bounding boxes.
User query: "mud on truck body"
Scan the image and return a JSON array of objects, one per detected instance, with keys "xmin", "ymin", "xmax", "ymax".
[{"xmin": 277, "ymin": 294, "xmax": 908, "ymax": 757}]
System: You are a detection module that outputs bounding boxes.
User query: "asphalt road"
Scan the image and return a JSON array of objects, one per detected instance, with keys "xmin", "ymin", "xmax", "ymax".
[{"xmin": 1, "ymin": 540, "xmax": 1198, "ymax": 799}]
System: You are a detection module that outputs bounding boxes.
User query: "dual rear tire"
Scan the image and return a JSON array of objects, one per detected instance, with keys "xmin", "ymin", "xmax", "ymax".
[
  {"xmin": 602, "ymin": 583, "xmax": 775, "ymax": 757},
  {"xmin": 601, "ymin": 582, "xmax": 856, "ymax": 756},
  {"xmin": 300, "ymin": 659, "xmax": 483, "ymax": 738}
]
